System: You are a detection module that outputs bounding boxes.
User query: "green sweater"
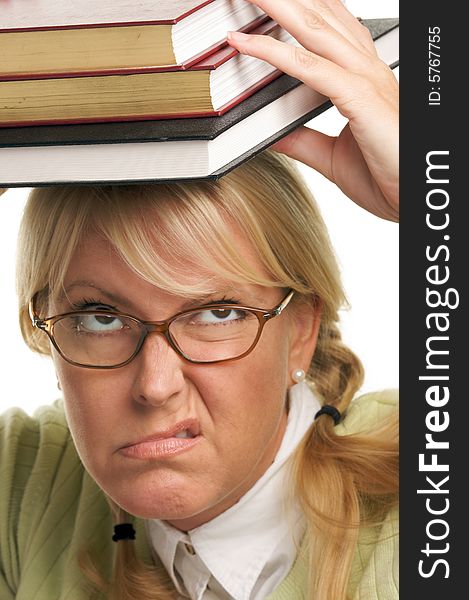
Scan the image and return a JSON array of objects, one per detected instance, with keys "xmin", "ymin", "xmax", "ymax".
[{"xmin": 0, "ymin": 391, "xmax": 398, "ymax": 600}]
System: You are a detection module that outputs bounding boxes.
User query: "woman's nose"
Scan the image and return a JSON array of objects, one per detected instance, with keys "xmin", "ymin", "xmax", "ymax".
[{"xmin": 130, "ymin": 331, "xmax": 187, "ymax": 408}]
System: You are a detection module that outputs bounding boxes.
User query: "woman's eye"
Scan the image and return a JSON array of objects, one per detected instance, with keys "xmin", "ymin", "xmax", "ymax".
[
  {"xmin": 78, "ymin": 314, "xmax": 124, "ymax": 332},
  {"xmin": 193, "ymin": 308, "xmax": 246, "ymax": 324}
]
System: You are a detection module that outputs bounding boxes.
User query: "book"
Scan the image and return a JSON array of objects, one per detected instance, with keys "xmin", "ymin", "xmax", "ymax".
[
  {"xmin": 0, "ymin": 0, "xmax": 266, "ymax": 75},
  {"xmin": 0, "ymin": 19, "xmax": 399, "ymax": 187},
  {"xmin": 0, "ymin": 21, "xmax": 297, "ymax": 127}
]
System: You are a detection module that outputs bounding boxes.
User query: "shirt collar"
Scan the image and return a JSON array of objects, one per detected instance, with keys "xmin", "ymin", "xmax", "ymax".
[{"xmin": 145, "ymin": 382, "xmax": 321, "ymax": 600}]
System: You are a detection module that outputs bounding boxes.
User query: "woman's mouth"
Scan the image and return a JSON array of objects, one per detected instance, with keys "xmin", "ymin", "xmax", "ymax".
[
  {"xmin": 174, "ymin": 429, "xmax": 195, "ymax": 439},
  {"xmin": 118, "ymin": 419, "xmax": 201, "ymax": 459}
]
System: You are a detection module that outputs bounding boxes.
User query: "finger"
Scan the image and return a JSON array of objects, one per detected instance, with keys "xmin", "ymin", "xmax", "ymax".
[
  {"xmin": 243, "ymin": 2, "xmax": 372, "ymax": 72},
  {"xmin": 227, "ymin": 32, "xmax": 356, "ymax": 109},
  {"xmin": 0, "ymin": 188, "xmax": 8, "ymax": 197},
  {"xmin": 270, "ymin": 126, "xmax": 335, "ymax": 181},
  {"xmin": 306, "ymin": 0, "xmax": 378, "ymax": 51},
  {"xmin": 246, "ymin": 0, "xmax": 374, "ymax": 55},
  {"xmin": 272, "ymin": 126, "xmax": 399, "ymax": 221}
]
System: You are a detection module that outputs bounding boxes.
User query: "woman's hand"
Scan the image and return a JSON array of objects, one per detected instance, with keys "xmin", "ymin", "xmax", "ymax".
[{"xmin": 227, "ymin": 0, "xmax": 398, "ymax": 221}]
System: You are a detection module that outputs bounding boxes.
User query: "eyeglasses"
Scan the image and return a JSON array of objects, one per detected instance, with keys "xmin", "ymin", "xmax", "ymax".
[{"xmin": 29, "ymin": 290, "xmax": 295, "ymax": 369}]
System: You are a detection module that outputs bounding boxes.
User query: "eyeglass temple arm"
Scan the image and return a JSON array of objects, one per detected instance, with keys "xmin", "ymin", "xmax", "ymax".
[
  {"xmin": 264, "ymin": 289, "xmax": 295, "ymax": 320},
  {"xmin": 28, "ymin": 297, "xmax": 45, "ymax": 328}
]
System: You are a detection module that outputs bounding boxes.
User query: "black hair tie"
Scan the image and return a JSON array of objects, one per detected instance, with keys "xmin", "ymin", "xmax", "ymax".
[
  {"xmin": 314, "ymin": 405, "xmax": 342, "ymax": 425},
  {"xmin": 112, "ymin": 523, "xmax": 136, "ymax": 542}
]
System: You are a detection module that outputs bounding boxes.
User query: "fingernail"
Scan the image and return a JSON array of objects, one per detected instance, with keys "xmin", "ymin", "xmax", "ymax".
[{"xmin": 227, "ymin": 31, "xmax": 250, "ymax": 43}]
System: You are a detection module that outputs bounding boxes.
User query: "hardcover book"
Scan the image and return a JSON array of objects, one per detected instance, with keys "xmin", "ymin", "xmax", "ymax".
[
  {"xmin": 0, "ymin": 0, "xmax": 266, "ymax": 75},
  {"xmin": 0, "ymin": 19, "xmax": 399, "ymax": 187},
  {"xmin": 0, "ymin": 21, "xmax": 297, "ymax": 127}
]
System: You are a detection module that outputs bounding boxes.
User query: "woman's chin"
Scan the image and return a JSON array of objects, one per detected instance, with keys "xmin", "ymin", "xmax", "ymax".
[{"xmin": 106, "ymin": 478, "xmax": 210, "ymax": 523}]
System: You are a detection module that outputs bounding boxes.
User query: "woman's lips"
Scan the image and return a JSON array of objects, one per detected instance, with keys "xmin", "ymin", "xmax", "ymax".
[
  {"xmin": 118, "ymin": 418, "xmax": 201, "ymax": 459},
  {"xmin": 119, "ymin": 435, "xmax": 201, "ymax": 459}
]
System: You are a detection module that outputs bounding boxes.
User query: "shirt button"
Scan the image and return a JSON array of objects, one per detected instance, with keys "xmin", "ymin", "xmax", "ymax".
[{"xmin": 185, "ymin": 543, "xmax": 196, "ymax": 555}]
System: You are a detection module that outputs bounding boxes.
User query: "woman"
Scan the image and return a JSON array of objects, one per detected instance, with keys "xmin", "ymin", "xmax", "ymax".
[{"xmin": 1, "ymin": 1, "xmax": 398, "ymax": 599}]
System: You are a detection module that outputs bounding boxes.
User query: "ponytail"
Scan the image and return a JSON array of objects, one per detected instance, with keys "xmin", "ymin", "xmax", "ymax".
[
  {"xmin": 78, "ymin": 501, "xmax": 177, "ymax": 599},
  {"xmin": 293, "ymin": 322, "xmax": 398, "ymax": 600}
]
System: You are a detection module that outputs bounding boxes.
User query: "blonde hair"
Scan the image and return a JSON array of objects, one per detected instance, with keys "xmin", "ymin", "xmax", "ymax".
[{"xmin": 16, "ymin": 151, "xmax": 397, "ymax": 600}]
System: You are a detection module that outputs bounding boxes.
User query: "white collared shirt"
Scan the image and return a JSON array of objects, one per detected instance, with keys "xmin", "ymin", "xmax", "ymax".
[{"xmin": 145, "ymin": 382, "xmax": 321, "ymax": 600}]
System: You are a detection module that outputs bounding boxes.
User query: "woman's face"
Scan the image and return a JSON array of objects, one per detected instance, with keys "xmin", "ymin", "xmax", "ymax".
[{"xmin": 51, "ymin": 227, "xmax": 319, "ymax": 531}]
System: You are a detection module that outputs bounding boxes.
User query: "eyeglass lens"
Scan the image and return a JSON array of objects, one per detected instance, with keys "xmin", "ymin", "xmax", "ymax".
[{"xmin": 51, "ymin": 307, "xmax": 261, "ymax": 366}]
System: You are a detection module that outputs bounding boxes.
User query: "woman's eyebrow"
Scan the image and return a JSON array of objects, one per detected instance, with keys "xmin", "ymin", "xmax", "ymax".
[
  {"xmin": 182, "ymin": 288, "xmax": 238, "ymax": 307},
  {"xmin": 58, "ymin": 281, "xmax": 127, "ymax": 307},
  {"xmin": 58, "ymin": 281, "xmax": 265, "ymax": 312},
  {"xmin": 181, "ymin": 286, "xmax": 270, "ymax": 310}
]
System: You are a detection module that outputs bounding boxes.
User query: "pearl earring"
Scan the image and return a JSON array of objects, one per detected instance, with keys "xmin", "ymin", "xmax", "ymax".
[{"xmin": 292, "ymin": 368, "xmax": 305, "ymax": 383}]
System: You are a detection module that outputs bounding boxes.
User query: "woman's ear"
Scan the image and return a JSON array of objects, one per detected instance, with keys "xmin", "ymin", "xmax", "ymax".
[{"xmin": 287, "ymin": 297, "xmax": 323, "ymax": 380}]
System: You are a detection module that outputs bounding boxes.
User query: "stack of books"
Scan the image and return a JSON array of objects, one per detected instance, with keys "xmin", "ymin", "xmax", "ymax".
[{"xmin": 0, "ymin": 0, "xmax": 399, "ymax": 186}]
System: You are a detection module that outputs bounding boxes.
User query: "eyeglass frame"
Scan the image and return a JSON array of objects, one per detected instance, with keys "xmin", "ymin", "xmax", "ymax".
[{"xmin": 28, "ymin": 289, "xmax": 296, "ymax": 369}]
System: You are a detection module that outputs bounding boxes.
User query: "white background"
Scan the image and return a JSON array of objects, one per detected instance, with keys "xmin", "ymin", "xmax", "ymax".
[{"xmin": 0, "ymin": 1, "xmax": 399, "ymax": 415}]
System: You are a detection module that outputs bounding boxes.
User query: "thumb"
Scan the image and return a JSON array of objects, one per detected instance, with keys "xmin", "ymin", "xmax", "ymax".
[{"xmin": 270, "ymin": 126, "xmax": 335, "ymax": 182}]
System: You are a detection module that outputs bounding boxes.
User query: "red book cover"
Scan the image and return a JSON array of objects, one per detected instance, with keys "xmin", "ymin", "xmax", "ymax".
[
  {"xmin": 0, "ymin": 1, "xmax": 220, "ymax": 31},
  {"xmin": 0, "ymin": 20, "xmax": 288, "ymax": 128},
  {"xmin": 0, "ymin": 71, "xmax": 283, "ymax": 128},
  {"xmin": 0, "ymin": 18, "xmax": 277, "ymax": 81},
  {"xmin": 0, "ymin": 0, "xmax": 267, "ymax": 75}
]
